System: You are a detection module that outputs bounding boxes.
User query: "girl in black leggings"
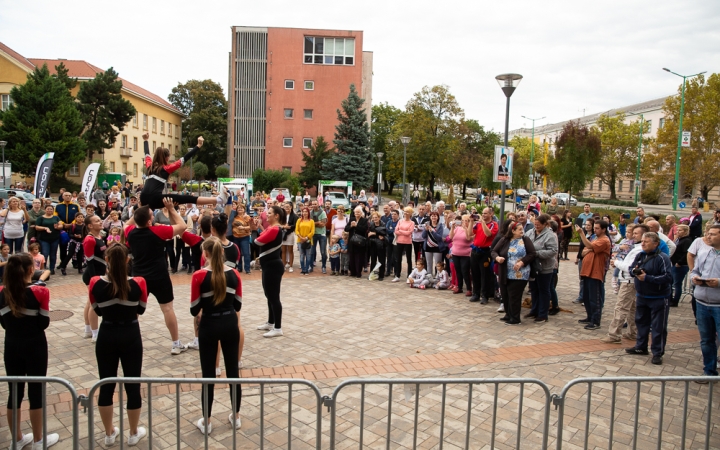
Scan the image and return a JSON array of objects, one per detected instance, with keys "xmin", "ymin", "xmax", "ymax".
[
  {"xmin": 0, "ymin": 253, "xmax": 59, "ymax": 449},
  {"xmin": 191, "ymin": 238, "xmax": 243, "ymax": 434},
  {"xmin": 254, "ymin": 206, "xmax": 286, "ymax": 337},
  {"xmin": 89, "ymin": 244, "xmax": 148, "ymax": 446}
]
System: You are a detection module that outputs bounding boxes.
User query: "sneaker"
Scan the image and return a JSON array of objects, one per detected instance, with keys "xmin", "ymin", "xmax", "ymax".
[
  {"xmin": 196, "ymin": 418, "xmax": 212, "ymax": 435},
  {"xmin": 171, "ymin": 343, "xmax": 188, "ymax": 355},
  {"xmin": 625, "ymin": 347, "xmax": 649, "ymax": 355},
  {"xmin": 651, "ymin": 355, "xmax": 663, "ymax": 365},
  {"xmin": 250, "ymin": 261, "xmax": 255, "ymax": 269},
  {"xmin": 263, "ymin": 328, "xmax": 283, "ymax": 338},
  {"xmin": 600, "ymin": 336, "xmax": 621, "ymax": 343},
  {"xmin": 256, "ymin": 322, "xmax": 274, "ymax": 331},
  {"xmin": 60, "ymin": 268, "xmax": 67, "ymax": 276},
  {"xmin": 548, "ymin": 307, "xmax": 560, "ymax": 316},
  {"xmin": 524, "ymin": 313, "xmax": 537, "ymax": 318},
  {"xmin": 215, "ymin": 367, "xmax": 221, "ymax": 376},
  {"xmin": 695, "ymin": 375, "xmax": 712, "ymax": 384},
  {"xmin": 31, "ymin": 433, "xmax": 59, "ymax": 449},
  {"xmin": 392, "ymin": 277, "xmax": 400, "ymax": 282},
  {"xmin": 469, "ymin": 295, "xmax": 480, "ymax": 302},
  {"xmin": 238, "ymin": 360, "xmax": 243, "ymax": 369},
  {"xmin": 285, "ymin": 263, "xmax": 290, "ymax": 269},
  {"xmin": 505, "ymin": 320, "xmax": 521, "ymax": 326},
  {"xmin": 228, "ymin": 413, "xmax": 242, "ymax": 430},
  {"xmin": 572, "ymin": 298, "xmax": 582, "ymax": 304},
  {"xmin": 534, "ymin": 317, "xmax": 548, "ymax": 323},
  {"xmin": 11, "ymin": 433, "xmax": 33, "ymax": 450},
  {"xmin": 578, "ymin": 318, "xmax": 591, "ymax": 324},
  {"xmin": 419, "ymin": 285, "xmax": 426, "ymax": 290},
  {"xmin": 322, "ymin": 268, "xmax": 327, "ymax": 274},
  {"xmin": 621, "ymin": 333, "xmax": 637, "ymax": 340},
  {"xmin": 497, "ymin": 304, "xmax": 505, "ymax": 313},
  {"xmin": 288, "ymin": 268, "xmax": 293, "ymax": 273},
  {"xmin": 127, "ymin": 427, "xmax": 146, "ymax": 446},
  {"xmin": 584, "ymin": 324, "xmax": 600, "ymax": 330},
  {"xmin": 84, "ymin": 331, "xmax": 92, "ymax": 339},
  {"xmin": 187, "ymin": 339, "xmax": 200, "ymax": 350},
  {"xmin": 92, "ymin": 335, "xmax": 98, "ymax": 343},
  {"xmin": 464, "ymin": 291, "xmax": 473, "ymax": 297},
  {"xmin": 479, "ymin": 297, "xmax": 489, "ymax": 305}
]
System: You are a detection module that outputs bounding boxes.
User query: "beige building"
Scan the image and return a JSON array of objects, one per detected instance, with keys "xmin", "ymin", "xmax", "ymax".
[{"xmin": 0, "ymin": 42, "xmax": 182, "ymax": 186}]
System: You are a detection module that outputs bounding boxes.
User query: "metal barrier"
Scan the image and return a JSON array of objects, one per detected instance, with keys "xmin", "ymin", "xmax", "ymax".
[
  {"xmin": 83, "ymin": 377, "xmax": 323, "ymax": 450},
  {"xmin": 552, "ymin": 376, "xmax": 718, "ymax": 450},
  {"xmin": 326, "ymin": 378, "xmax": 552, "ymax": 449},
  {"xmin": 0, "ymin": 376, "xmax": 80, "ymax": 450}
]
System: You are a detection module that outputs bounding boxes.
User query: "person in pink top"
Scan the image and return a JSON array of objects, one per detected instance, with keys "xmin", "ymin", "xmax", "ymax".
[
  {"xmin": 449, "ymin": 213, "xmax": 474, "ymax": 294},
  {"xmin": 392, "ymin": 207, "xmax": 415, "ymax": 282}
]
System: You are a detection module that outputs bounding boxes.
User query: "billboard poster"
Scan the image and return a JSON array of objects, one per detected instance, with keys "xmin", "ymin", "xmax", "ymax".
[{"xmin": 493, "ymin": 146, "xmax": 513, "ymax": 183}]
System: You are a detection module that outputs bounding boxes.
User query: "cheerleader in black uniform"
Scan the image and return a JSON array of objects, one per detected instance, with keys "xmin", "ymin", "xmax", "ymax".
[
  {"xmin": 1, "ymin": 253, "xmax": 60, "ymax": 449},
  {"xmin": 82, "ymin": 215, "xmax": 107, "ymax": 341},
  {"xmin": 191, "ymin": 238, "xmax": 243, "ymax": 434},
  {"xmin": 89, "ymin": 245, "xmax": 148, "ymax": 446},
  {"xmin": 254, "ymin": 205, "xmax": 286, "ymax": 338}
]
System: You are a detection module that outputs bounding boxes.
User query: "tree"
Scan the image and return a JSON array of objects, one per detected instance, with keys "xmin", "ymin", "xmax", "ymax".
[
  {"xmin": 454, "ymin": 119, "xmax": 500, "ymax": 198},
  {"xmin": 593, "ymin": 113, "xmax": 645, "ymax": 200},
  {"xmin": 252, "ymin": 168, "xmax": 294, "ymax": 193},
  {"xmin": 643, "ymin": 73, "xmax": 720, "ymax": 199},
  {"xmin": 507, "ymin": 136, "xmax": 536, "ymax": 191},
  {"xmin": 371, "ymin": 103, "xmax": 404, "ymax": 193},
  {"xmin": 192, "ymin": 161, "xmax": 209, "ymax": 179},
  {"xmin": 321, "ymin": 84, "xmax": 372, "ymax": 188},
  {"xmin": 547, "ymin": 120, "xmax": 601, "ymax": 202},
  {"xmin": 298, "ymin": 136, "xmax": 333, "ymax": 189},
  {"xmin": 0, "ymin": 64, "xmax": 86, "ymax": 177},
  {"xmin": 215, "ymin": 167, "xmax": 230, "ymax": 178},
  {"xmin": 168, "ymin": 80, "xmax": 228, "ymax": 178},
  {"xmin": 76, "ymin": 67, "xmax": 136, "ymax": 160}
]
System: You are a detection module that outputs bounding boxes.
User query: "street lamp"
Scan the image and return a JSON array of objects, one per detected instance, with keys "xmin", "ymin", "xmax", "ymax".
[
  {"xmin": 521, "ymin": 115, "xmax": 545, "ymax": 191},
  {"xmin": 495, "ymin": 73, "xmax": 523, "ymax": 223},
  {"xmin": 400, "ymin": 136, "xmax": 411, "ymax": 205},
  {"xmin": 376, "ymin": 152, "xmax": 384, "ymax": 206},
  {"xmin": 0, "ymin": 141, "xmax": 6, "ymax": 189},
  {"xmin": 624, "ymin": 110, "xmax": 645, "ymax": 204},
  {"xmin": 662, "ymin": 68, "xmax": 706, "ymax": 210}
]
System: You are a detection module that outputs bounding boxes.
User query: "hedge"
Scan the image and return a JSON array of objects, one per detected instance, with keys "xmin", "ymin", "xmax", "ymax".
[{"xmin": 576, "ymin": 197, "xmax": 637, "ymax": 207}]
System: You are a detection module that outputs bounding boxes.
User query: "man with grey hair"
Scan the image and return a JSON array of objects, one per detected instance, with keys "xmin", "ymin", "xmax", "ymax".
[
  {"xmin": 457, "ymin": 202, "xmax": 468, "ymax": 217},
  {"xmin": 625, "ymin": 231, "xmax": 673, "ymax": 365},
  {"xmin": 647, "ymin": 220, "xmax": 676, "ymax": 256}
]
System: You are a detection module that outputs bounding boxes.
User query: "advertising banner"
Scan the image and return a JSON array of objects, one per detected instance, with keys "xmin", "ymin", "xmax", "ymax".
[{"xmin": 33, "ymin": 153, "xmax": 55, "ymax": 198}]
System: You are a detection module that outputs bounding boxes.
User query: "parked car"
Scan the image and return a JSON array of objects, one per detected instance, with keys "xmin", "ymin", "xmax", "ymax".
[
  {"xmin": 516, "ymin": 189, "xmax": 530, "ymax": 202},
  {"xmin": 183, "ymin": 180, "xmax": 212, "ymax": 191},
  {"xmin": 552, "ymin": 193, "xmax": 577, "ymax": 206},
  {"xmin": 530, "ymin": 190, "xmax": 550, "ymax": 202},
  {"xmin": 324, "ymin": 191, "xmax": 351, "ymax": 209},
  {"xmin": 270, "ymin": 188, "xmax": 291, "ymax": 202},
  {"xmin": 0, "ymin": 189, "xmax": 44, "ymax": 209}
]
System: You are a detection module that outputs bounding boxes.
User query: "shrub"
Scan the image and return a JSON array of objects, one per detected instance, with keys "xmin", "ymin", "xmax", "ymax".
[
  {"xmin": 215, "ymin": 167, "xmax": 230, "ymax": 178},
  {"xmin": 576, "ymin": 197, "xmax": 637, "ymax": 207},
  {"xmin": 639, "ymin": 184, "xmax": 662, "ymax": 205}
]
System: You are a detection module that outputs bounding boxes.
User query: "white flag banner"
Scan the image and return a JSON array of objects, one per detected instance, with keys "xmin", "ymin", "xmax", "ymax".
[{"xmin": 81, "ymin": 163, "xmax": 101, "ymax": 200}]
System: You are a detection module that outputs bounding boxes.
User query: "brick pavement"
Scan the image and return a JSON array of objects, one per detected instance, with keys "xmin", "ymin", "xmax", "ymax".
[{"xmin": 0, "ymin": 258, "xmax": 717, "ymax": 449}]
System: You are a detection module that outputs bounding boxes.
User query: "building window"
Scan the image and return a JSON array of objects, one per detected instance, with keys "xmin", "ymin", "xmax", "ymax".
[
  {"xmin": 161, "ymin": 142, "xmax": 165, "ymax": 149},
  {"xmin": 132, "ymin": 112, "xmax": 138, "ymax": 128},
  {"xmin": 285, "ymin": 80, "xmax": 294, "ymax": 89},
  {"xmin": 175, "ymin": 125, "xmax": 179, "ymax": 139},
  {"xmin": 143, "ymin": 114, "xmax": 148, "ymax": 130},
  {"xmin": 133, "ymin": 163, "xmax": 138, "ymax": 177},
  {"xmin": 589, "ymin": 181, "xmax": 594, "ymax": 190},
  {"xmin": 304, "ymin": 81, "xmax": 314, "ymax": 91},
  {"xmin": 304, "ymin": 109, "xmax": 313, "ymax": 119},
  {"xmin": 69, "ymin": 163, "xmax": 79, "ymax": 176},
  {"xmin": 160, "ymin": 120, "xmax": 165, "ymax": 135},
  {"xmin": 283, "ymin": 138, "xmax": 293, "ymax": 147},
  {"xmin": 618, "ymin": 180, "xmax": 623, "ymax": 192},
  {"xmin": 303, "ymin": 138, "xmax": 312, "ymax": 148},
  {"xmin": 659, "ymin": 118, "xmax": 665, "ymax": 129},
  {"xmin": 642, "ymin": 180, "xmax": 647, "ymax": 190},
  {"xmin": 304, "ymin": 37, "xmax": 355, "ymax": 65},
  {"xmin": 284, "ymin": 109, "xmax": 294, "ymax": 119},
  {"xmin": 122, "ymin": 162, "xmax": 128, "ymax": 174},
  {"xmin": 153, "ymin": 141, "xmax": 156, "ymax": 150},
  {"xmin": 1, "ymin": 94, "xmax": 13, "ymax": 111},
  {"xmin": 282, "ymin": 166, "xmax": 292, "ymax": 172},
  {"xmin": 175, "ymin": 145, "xmax": 179, "ymax": 155},
  {"xmin": 109, "ymin": 161, "xmax": 115, "ymax": 172},
  {"xmin": 133, "ymin": 137, "xmax": 138, "ymax": 151},
  {"xmin": 121, "ymin": 135, "xmax": 128, "ymax": 149},
  {"xmin": 168, "ymin": 123, "xmax": 172, "ymax": 137},
  {"xmin": 598, "ymin": 181, "xmax": 602, "ymax": 191},
  {"xmin": 645, "ymin": 120, "xmax": 652, "ymax": 134},
  {"xmin": 152, "ymin": 117, "xmax": 157, "ymax": 133}
]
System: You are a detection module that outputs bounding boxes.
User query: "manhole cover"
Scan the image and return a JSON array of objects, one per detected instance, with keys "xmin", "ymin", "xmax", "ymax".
[{"xmin": 49, "ymin": 310, "xmax": 73, "ymax": 321}]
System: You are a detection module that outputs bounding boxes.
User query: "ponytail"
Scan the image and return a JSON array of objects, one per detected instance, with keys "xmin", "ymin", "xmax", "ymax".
[
  {"xmin": 105, "ymin": 245, "xmax": 130, "ymax": 301},
  {"xmin": 2, "ymin": 253, "xmax": 33, "ymax": 317},
  {"xmin": 202, "ymin": 237, "xmax": 227, "ymax": 306}
]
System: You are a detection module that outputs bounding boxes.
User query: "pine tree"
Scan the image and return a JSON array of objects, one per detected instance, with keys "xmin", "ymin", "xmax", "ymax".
[
  {"xmin": 299, "ymin": 136, "xmax": 333, "ymax": 189},
  {"xmin": 0, "ymin": 64, "xmax": 86, "ymax": 177},
  {"xmin": 321, "ymin": 84, "xmax": 372, "ymax": 188}
]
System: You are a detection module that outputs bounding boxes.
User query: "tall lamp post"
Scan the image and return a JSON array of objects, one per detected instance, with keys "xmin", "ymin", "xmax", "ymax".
[
  {"xmin": 400, "ymin": 137, "xmax": 411, "ymax": 205},
  {"xmin": 0, "ymin": 141, "xmax": 6, "ymax": 188},
  {"xmin": 521, "ymin": 115, "xmax": 544, "ymax": 190},
  {"xmin": 495, "ymin": 73, "xmax": 523, "ymax": 223},
  {"xmin": 662, "ymin": 68, "xmax": 706, "ymax": 210},
  {"xmin": 376, "ymin": 152, "xmax": 384, "ymax": 206}
]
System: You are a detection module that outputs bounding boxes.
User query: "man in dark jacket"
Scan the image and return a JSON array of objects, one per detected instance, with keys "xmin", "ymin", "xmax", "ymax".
[
  {"xmin": 625, "ymin": 231, "xmax": 673, "ymax": 365},
  {"xmin": 688, "ymin": 206, "xmax": 703, "ymax": 239}
]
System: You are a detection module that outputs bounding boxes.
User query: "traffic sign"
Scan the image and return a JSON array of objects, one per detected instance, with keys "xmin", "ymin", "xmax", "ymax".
[
  {"xmin": 679, "ymin": 202, "xmax": 686, "ymax": 209},
  {"xmin": 681, "ymin": 131, "xmax": 691, "ymax": 147}
]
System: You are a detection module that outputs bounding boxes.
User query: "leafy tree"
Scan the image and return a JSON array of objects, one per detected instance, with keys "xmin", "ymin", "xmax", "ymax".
[
  {"xmin": 371, "ymin": 103, "xmax": 404, "ymax": 193},
  {"xmin": 298, "ymin": 136, "xmax": 333, "ymax": 189},
  {"xmin": 454, "ymin": 119, "xmax": 500, "ymax": 198},
  {"xmin": 643, "ymin": 73, "xmax": 720, "ymax": 199},
  {"xmin": 593, "ymin": 113, "xmax": 645, "ymax": 200},
  {"xmin": 192, "ymin": 161, "xmax": 209, "ymax": 179},
  {"xmin": 507, "ymin": 136, "xmax": 537, "ymax": 191},
  {"xmin": 55, "ymin": 62, "xmax": 77, "ymax": 90},
  {"xmin": 321, "ymin": 84, "xmax": 372, "ymax": 188},
  {"xmin": 252, "ymin": 168, "xmax": 294, "ymax": 193},
  {"xmin": 547, "ymin": 120, "xmax": 601, "ymax": 202},
  {"xmin": 77, "ymin": 67, "xmax": 136, "ymax": 160},
  {"xmin": 169, "ymin": 80, "xmax": 228, "ymax": 178},
  {"xmin": 0, "ymin": 64, "xmax": 86, "ymax": 177},
  {"xmin": 215, "ymin": 166, "xmax": 230, "ymax": 178}
]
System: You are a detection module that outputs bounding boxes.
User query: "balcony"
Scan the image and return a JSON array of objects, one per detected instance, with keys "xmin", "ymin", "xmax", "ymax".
[{"xmin": 120, "ymin": 147, "xmax": 133, "ymax": 157}]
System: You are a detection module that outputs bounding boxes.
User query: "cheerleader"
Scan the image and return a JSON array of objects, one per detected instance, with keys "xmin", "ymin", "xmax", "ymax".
[
  {"xmin": 83, "ymin": 215, "xmax": 107, "ymax": 341},
  {"xmin": 255, "ymin": 205, "xmax": 286, "ymax": 337}
]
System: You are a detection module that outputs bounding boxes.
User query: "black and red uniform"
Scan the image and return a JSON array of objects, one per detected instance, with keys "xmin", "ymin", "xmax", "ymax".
[
  {"xmin": 255, "ymin": 226, "xmax": 284, "ymax": 329},
  {"xmin": 125, "ymin": 224, "xmax": 175, "ymax": 304},
  {"xmin": 140, "ymin": 141, "xmax": 202, "ymax": 209},
  {"xmin": 89, "ymin": 276, "xmax": 147, "ymax": 410},
  {"xmin": 222, "ymin": 241, "xmax": 241, "ymax": 270},
  {"xmin": 0, "ymin": 284, "xmax": 50, "ymax": 409},
  {"xmin": 82, "ymin": 234, "xmax": 107, "ymax": 286},
  {"xmin": 190, "ymin": 267, "xmax": 242, "ymax": 417}
]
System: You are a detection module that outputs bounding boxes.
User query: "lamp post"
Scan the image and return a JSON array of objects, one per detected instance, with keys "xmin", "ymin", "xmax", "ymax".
[
  {"xmin": 495, "ymin": 74, "xmax": 523, "ymax": 223},
  {"xmin": 521, "ymin": 115, "xmax": 544, "ymax": 190},
  {"xmin": 376, "ymin": 152, "xmax": 384, "ymax": 206},
  {"xmin": 400, "ymin": 137, "xmax": 411, "ymax": 205},
  {"xmin": 0, "ymin": 141, "xmax": 6, "ymax": 188},
  {"xmin": 662, "ymin": 68, "xmax": 706, "ymax": 210}
]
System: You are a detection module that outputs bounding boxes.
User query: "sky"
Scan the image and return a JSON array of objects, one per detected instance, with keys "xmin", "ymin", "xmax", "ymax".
[{"xmin": 2, "ymin": 0, "xmax": 718, "ymax": 133}]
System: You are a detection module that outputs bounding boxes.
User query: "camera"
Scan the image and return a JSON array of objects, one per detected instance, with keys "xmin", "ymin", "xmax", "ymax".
[
  {"xmin": 632, "ymin": 267, "xmax": 643, "ymax": 275},
  {"xmin": 621, "ymin": 213, "xmax": 631, "ymax": 219}
]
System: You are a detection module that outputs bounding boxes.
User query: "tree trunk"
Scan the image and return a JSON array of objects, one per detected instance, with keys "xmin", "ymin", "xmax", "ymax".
[
  {"xmin": 609, "ymin": 173, "xmax": 617, "ymax": 200},
  {"xmin": 462, "ymin": 181, "xmax": 467, "ymax": 199},
  {"xmin": 387, "ymin": 182, "xmax": 395, "ymax": 196},
  {"xmin": 429, "ymin": 174, "xmax": 435, "ymax": 198}
]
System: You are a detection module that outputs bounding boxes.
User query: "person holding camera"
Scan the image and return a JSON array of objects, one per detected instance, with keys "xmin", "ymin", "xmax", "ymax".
[
  {"xmin": 690, "ymin": 225, "xmax": 720, "ymax": 381},
  {"xmin": 625, "ymin": 231, "xmax": 673, "ymax": 365},
  {"xmin": 575, "ymin": 220, "xmax": 612, "ymax": 330}
]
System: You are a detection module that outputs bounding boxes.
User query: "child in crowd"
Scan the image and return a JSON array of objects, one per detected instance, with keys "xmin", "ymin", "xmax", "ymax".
[
  {"xmin": 0, "ymin": 243, "xmax": 9, "ymax": 279},
  {"xmin": 107, "ymin": 226, "xmax": 124, "ymax": 246},
  {"xmin": 29, "ymin": 243, "xmax": 51, "ymax": 284},
  {"xmin": 340, "ymin": 231, "xmax": 349, "ymax": 276},
  {"xmin": 407, "ymin": 259, "xmax": 429, "ymax": 289},
  {"xmin": 328, "ymin": 235, "xmax": 341, "ymax": 275},
  {"xmin": 433, "ymin": 262, "xmax": 450, "ymax": 290}
]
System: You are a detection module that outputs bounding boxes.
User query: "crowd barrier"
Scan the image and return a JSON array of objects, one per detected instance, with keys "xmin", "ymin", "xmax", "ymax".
[{"xmin": 0, "ymin": 375, "xmax": 716, "ymax": 449}]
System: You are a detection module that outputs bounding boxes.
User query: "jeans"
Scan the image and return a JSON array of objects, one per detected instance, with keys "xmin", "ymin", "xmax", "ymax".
[
  {"xmin": 696, "ymin": 302, "xmax": 720, "ymax": 375},
  {"xmin": 235, "ymin": 236, "xmax": 252, "ymax": 273},
  {"xmin": 40, "ymin": 239, "xmax": 59, "ymax": 271},
  {"xmin": 671, "ymin": 265, "xmax": 689, "ymax": 305},
  {"xmin": 529, "ymin": 272, "xmax": 553, "ymax": 319},
  {"xmin": 311, "ymin": 234, "xmax": 327, "ymax": 269},
  {"xmin": 6, "ymin": 236, "xmax": 24, "ymax": 254},
  {"xmin": 299, "ymin": 244, "xmax": 312, "ymax": 273},
  {"xmin": 582, "ymin": 277, "xmax": 603, "ymax": 325}
]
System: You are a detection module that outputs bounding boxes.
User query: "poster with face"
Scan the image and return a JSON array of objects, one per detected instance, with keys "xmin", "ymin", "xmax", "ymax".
[{"xmin": 493, "ymin": 146, "xmax": 513, "ymax": 183}]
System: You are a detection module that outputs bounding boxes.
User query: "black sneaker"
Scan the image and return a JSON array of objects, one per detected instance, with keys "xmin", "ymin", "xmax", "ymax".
[
  {"xmin": 60, "ymin": 268, "xmax": 67, "ymax": 276},
  {"xmin": 534, "ymin": 317, "xmax": 548, "ymax": 323},
  {"xmin": 505, "ymin": 320, "xmax": 521, "ymax": 326},
  {"xmin": 625, "ymin": 347, "xmax": 649, "ymax": 355},
  {"xmin": 479, "ymin": 297, "xmax": 489, "ymax": 305},
  {"xmin": 524, "ymin": 312, "xmax": 537, "ymax": 318},
  {"xmin": 499, "ymin": 316, "xmax": 509, "ymax": 322},
  {"xmin": 469, "ymin": 295, "xmax": 480, "ymax": 302},
  {"xmin": 584, "ymin": 323, "xmax": 600, "ymax": 330},
  {"xmin": 651, "ymin": 355, "xmax": 663, "ymax": 365},
  {"xmin": 578, "ymin": 318, "xmax": 591, "ymax": 324},
  {"xmin": 548, "ymin": 307, "xmax": 560, "ymax": 316}
]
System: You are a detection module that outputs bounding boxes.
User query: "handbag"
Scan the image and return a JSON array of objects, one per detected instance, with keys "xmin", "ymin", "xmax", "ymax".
[
  {"xmin": 350, "ymin": 233, "xmax": 367, "ymax": 248},
  {"xmin": 300, "ymin": 239, "xmax": 311, "ymax": 250}
]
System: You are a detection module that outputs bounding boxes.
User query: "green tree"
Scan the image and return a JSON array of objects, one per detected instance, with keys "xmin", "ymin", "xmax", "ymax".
[
  {"xmin": 168, "ymin": 80, "xmax": 228, "ymax": 178},
  {"xmin": 371, "ymin": 102, "xmax": 404, "ymax": 193},
  {"xmin": 508, "ymin": 136, "xmax": 537, "ymax": 191},
  {"xmin": 0, "ymin": 64, "xmax": 86, "ymax": 177},
  {"xmin": 454, "ymin": 119, "xmax": 501, "ymax": 198},
  {"xmin": 547, "ymin": 120, "xmax": 601, "ymax": 202},
  {"xmin": 252, "ymin": 168, "xmax": 293, "ymax": 193},
  {"xmin": 215, "ymin": 166, "xmax": 230, "ymax": 178},
  {"xmin": 192, "ymin": 161, "xmax": 209, "ymax": 179},
  {"xmin": 321, "ymin": 84, "xmax": 372, "ymax": 188},
  {"xmin": 593, "ymin": 113, "xmax": 645, "ymax": 200},
  {"xmin": 77, "ymin": 67, "xmax": 136, "ymax": 160},
  {"xmin": 298, "ymin": 136, "xmax": 333, "ymax": 189}
]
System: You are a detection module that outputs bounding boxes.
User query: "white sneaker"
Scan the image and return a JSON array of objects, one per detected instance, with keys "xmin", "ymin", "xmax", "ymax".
[
  {"xmin": 104, "ymin": 427, "xmax": 119, "ymax": 445},
  {"xmin": 392, "ymin": 277, "xmax": 400, "ymax": 282},
  {"xmin": 127, "ymin": 427, "xmax": 146, "ymax": 446},
  {"xmin": 196, "ymin": 418, "xmax": 212, "ymax": 435},
  {"xmin": 187, "ymin": 339, "xmax": 200, "ymax": 350},
  {"xmin": 238, "ymin": 360, "xmax": 243, "ymax": 369},
  {"xmin": 83, "ymin": 331, "xmax": 92, "ymax": 339},
  {"xmin": 10, "ymin": 432, "xmax": 33, "ymax": 449},
  {"xmin": 285, "ymin": 263, "xmax": 290, "ymax": 269},
  {"xmin": 256, "ymin": 322, "xmax": 274, "ymax": 331},
  {"xmin": 288, "ymin": 267, "xmax": 294, "ymax": 273},
  {"xmin": 171, "ymin": 343, "xmax": 188, "ymax": 355},
  {"xmin": 250, "ymin": 260, "xmax": 255, "ymax": 269},
  {"xmin": 263, "ymin": 328, "xmax": 283, "ymax": 338},
  {"xmin": 92, "ymin": 335, "xmax": 98, "ymax": 343},
  {"xmin": 497, "ymin": 304, "xmax": 505, "ymax": 313},
  {"xmin": 228, "ymin": 413, "xmax": 242, "ymax": 430},
  {"xmin": 31, "ymin": 433, "xmax": 59, "ymax": 449},
  {"xmin": 215, "ymin": 367, "xmax": 221, "ymax": 376}
]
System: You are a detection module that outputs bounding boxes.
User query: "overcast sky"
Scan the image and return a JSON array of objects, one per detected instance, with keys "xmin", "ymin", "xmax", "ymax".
[{"xmin": 2, "ymin": 0, "xmax": 718, "ymax": 133}]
